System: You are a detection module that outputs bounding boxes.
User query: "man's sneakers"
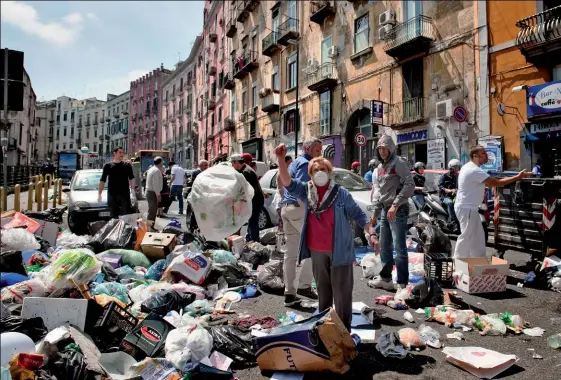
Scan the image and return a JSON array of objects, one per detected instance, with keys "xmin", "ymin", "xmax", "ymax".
[
  {"xmin": 367, "ymin": 277, "xmax": 395, "ymax": 291},
  {"xmin": 284, "ymin": 295, "xmax": 302, "ymax": 307},
  {"xmin": 296, "ymin": 287, "xmax": 318, "ymax": 300}
]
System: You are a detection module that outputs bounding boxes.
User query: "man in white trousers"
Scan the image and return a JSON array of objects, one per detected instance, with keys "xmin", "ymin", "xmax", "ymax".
[{"xmin": 454, "ymin": 145, "xmax": 531, "ymax": 258}]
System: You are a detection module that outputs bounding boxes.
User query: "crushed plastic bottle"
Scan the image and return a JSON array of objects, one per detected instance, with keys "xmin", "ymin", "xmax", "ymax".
[
  {"xmin": 547, "ymin": 333, "xmax": 561, "ymax": 349},
  {"xmin": 525, "ymin": 271, "xmax": 536, "ymax": 283}
]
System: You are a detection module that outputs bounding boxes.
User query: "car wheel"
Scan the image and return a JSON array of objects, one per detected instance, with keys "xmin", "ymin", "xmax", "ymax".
[
  {"xmin": 258, "ymin": 208, "xmax": 271, "ymax": 230},
  {"xmin": 67, "ymin": 212, "xmax": 83, "ymax": 235}
]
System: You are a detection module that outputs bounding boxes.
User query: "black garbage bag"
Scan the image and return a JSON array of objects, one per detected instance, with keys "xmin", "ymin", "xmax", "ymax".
[
  {"xmin": 100, "ymin": 262, "xmax": 119, "ymax": 282},
  {"xmin": 35, "ymin": 369, "xmax": 57, "ymax": 380},
  {"xmin": 241, "ymin": 242, "xmax": 272, "ymax": 269},
  {"xmin": 0, "ymin": 315, "xmax": 48, "ymax": 342},
  {"xmin": 48, "ymin": 349, "xmax": 97, "ymax": 380},
  {"xmin": 0, "ymin": 250, "xmax": 27, "ymax": 276},
  {"xmin": 259, "ymin": 227, "xmax": 277, "ymax": 246},
  {"xmin": 24, "ymin": 207, "xmax": 66, "ymax": 224},
  {"xmin": 405, "ymin": 278, "xmax": 444, "ymax": 309},
  {"xmin": 416, "ymin": 223, "xmax": 452, "ymax": 254},
  {"xmin": 210, "ymin": 263, "xmax": 252, "ymax": 287},
  {"xmin": 257, "ymin": 260, "xmax": 284, "ymax": 295},
  {"xmin": 34, "ymin": 236, "xmax": 52, "ymax": 253},
  {"xmin": 89, "ymin": 219, "xmax": 136, "ymax": 253},
  {"xmin": 141, "ymin": 289, "xmax": 195, "ymax": 316},
  {"xmin": 88, "ymin": 220, "xmax": 108, "ymax": 235},
  {"xmin": 208, "ymin": 325, "xmax": 256, "ymax": 364},
  {"xmin": 183, "ymin": 362, "xmax": 233, "ymax": 379}
]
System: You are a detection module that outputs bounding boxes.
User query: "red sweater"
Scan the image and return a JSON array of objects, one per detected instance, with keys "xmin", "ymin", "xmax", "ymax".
[{"xmin": 307, "ymin": 185, "xmax": 335, "ymax": 253}]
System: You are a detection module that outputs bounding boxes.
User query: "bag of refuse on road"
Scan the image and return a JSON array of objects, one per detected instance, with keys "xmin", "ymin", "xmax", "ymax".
[
  {"xmin": 90, "ymin": 281, "xmax": 130, "ymax": 305},
  {"xmin": 97, "ymin": 248, "xmax": 151, "ymax": 268},
  {"xmin": 259, "ymin": 227, "xmax": 278, "ymax": 246},
  {"xmin": 242, "ymin": 242, "xmax": 273, "ymax": 269},
  {"xmin": 141, "ymin": 289, "xmax": 196, "ymax": 316},
  {"xmin": 187, "ymin": 164, "xmax": 254, "ymax": 241},
  {"xmin": 38, "ymin": 248, "xmax": 101, "ymax": 293},
  {"xmin": 208, "ymin": 325, "xmax": 255, "ymax": 364},
  {"xmin": 165, "ymin": 326, "xmax": 213, "ymax": 370},
  {"xmin": 1, "ymin": 278, "xmax": 48, "ymax": 304},
  {"xmin": 145, "ymin": 259, "xmax": 169, "ymax": 281},
  {"xmin": 360, "ymin": 253, "xmax": 383, "ymax": 278},
  {"xmin": 89, "ymin": 219, "xmax": 136, "ymax": 253},
  {"xmin": 56, "ymin": 230, "xmax": 91, "ymax": 249},
  {"xmin": 0, "ymin": 316, "xmax": 48, "ymax": 342},
  {"xmin": 257, "ymin": 260, "xmax": 284, "ymax": 295},
  {"xmin": 209, "ymin": 263, "xmax": 252, "ymax": 288},
  {"xmin": 2, "ymin": 229, "xmax": 40, "ymax": 251},
  {"xmin": 405, "ymin": 278, "xmax": 444, "ymax": 309},
  {"xmin": 253, "ymin": 308, "xmax": 357, "ymax": 374},
  {"xmin": 0, "ymin": 250, "xmax": 27, "ymax": 276},
  {"xmin": 24, "ymin": 208, "xmax": 65, "ymax": 224},
  {"xmin": 416, "ymin": 223, "xmax": 452, "ymax": 254}
]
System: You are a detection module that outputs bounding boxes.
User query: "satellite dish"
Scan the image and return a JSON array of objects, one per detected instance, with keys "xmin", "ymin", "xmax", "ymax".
[{"xmin": 497, "ymin": 103, "xmax": 506, "ymax": 116}]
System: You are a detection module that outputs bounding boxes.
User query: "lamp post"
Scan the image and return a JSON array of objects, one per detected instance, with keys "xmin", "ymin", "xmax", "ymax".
[
  {"xmin": 287, "ymin": 39, "xmax": 300, "ymax": 156},
  {"xmin": 80, "ymin": 146, "xmax": 89, "ymax": 170}
]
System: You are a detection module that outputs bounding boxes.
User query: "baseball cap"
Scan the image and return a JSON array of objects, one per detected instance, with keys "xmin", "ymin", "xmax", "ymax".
[
  {"xmin": 242, "ymin": 153, "xmax": 253, "ymax": 163},
  {"xmin": 351, "ymin": 161, "xmax": 360, "ymax": 168},
  {"xmin": 229, "ymin": 153, "xmax": 245, "ymax": 162}
]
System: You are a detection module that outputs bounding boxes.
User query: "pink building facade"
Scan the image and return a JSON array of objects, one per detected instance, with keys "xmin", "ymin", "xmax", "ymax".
[
  {"xmin": 196, "ymin": 0, "xmax": 231, "ymax": 163},
  {"xmin": 128, "ymin": 65, "xmax": 171, "ymax": 153}
]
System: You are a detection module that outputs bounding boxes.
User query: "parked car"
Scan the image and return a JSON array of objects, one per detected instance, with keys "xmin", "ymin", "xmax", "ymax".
[{"xmin": 64, "ymin": 169, "xmax": 138, "ymax": 235}]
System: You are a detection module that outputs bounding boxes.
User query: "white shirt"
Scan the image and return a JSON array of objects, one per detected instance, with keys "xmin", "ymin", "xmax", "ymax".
[
  {"xmin": 146, "ymin": 166, "xmax": 163, "ymax": 195},
  {"xmin": 171, "ymin": 165, "xmax": 185, "ymax": 186},
  {"xmin": 455, "ymin": 161, "xmax": 490, "ymax": 210}
]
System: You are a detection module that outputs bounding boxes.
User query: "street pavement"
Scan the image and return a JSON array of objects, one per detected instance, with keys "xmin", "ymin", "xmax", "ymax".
[{"xmin": 4, "ymin": 191, "xmax": 561, "ymax": 379}]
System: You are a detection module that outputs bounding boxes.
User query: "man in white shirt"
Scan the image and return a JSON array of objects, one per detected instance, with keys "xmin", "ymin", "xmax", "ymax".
[
  {"xmin": 169, "ymin": 161, "xmax": 185, "ymax": 215},
  {"xmin": 454, "ymin": 145, "xmax": 531, "ymax": 258},
  {"xmin": 145, "ymin": 157, "xmax": 164, "ymax": 227}
]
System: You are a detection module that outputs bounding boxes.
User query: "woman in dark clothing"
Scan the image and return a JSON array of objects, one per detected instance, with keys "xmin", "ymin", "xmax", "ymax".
[{"xmin": 412, "ymin": 162, "xmax": 426, "ymax": 209}]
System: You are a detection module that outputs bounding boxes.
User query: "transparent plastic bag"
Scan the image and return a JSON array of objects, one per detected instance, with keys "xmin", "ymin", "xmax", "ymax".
[
  {"xmin": 2, "ymin": 229, "xmax": 40, "ymax": 251},
  {"xmin": 97, "ymin": 249, "xmax": 151, "ymax": 268},
  {"xmin": 55, "ymin": 231, "xmax": 90, "ymax": 249},
  {"xmin": 211, "ymin": 250, "xmax": 237, "ymax": 265},
  {"xmin": 90, "ymin": 282, "xmax": 130, "ymax": 305},
  {"xmin": 0, "ymin": 278, "xmax": 48, "ymax": 304},
  {"xmin": 39, "ymin": 248, "xmax": 102, "ymax": 293},
  {"xmin": 187, "ymin": 164, "xmax": 254, "ymax": 241}
]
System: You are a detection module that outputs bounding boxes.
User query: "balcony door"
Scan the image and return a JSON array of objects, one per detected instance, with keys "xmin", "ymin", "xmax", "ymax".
[
  {"xmin": 320, "ymin": 36, "xmax": 332, "ymax": 80},
  {"xmin": 405, "ymin": 0, "xmax": 422, "ymax": 39},
  {"xmin": 402, "ymin": 59, "xmax": 423, "ymax": 122}
]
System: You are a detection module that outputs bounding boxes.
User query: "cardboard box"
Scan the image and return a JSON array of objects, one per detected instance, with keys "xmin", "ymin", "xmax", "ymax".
[
  {"xmin": 454, "ymin": 257, "xmax": 509, "ymax": 294},
  {"xmin": 141, "ymin": 233, "xmax": 177, "ymax": 261},
  {"xmin": 228, "ymin": 235, "xmax": 245, "ymax": 257}
]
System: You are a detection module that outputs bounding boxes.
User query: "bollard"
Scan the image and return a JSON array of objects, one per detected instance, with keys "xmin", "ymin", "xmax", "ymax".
[
  {"xmin": 43, "ymin": 180, "xmax": 49, "ymax": 210},
  {"xmin": 27, "ymin": 182, "xmax": 34, "ymax": 211},
  {"xmin": 0, "ymin": 187, "xmax": 4, "ymax": 213},
  {"xmin": 45, "ymin": 174, "xmax": 51, "ymax": 189},
  {"xmin": 58, "ymin": 179, "xmax": 63, "ymax": 205},
  {"xmin": 36, "ymin": 181, "xmax": 43, "ymax": 212},
  {"xmin": 14, "ymin": 185, "xmax": 21, "ymax": 212},
  {"xmin": 39, "ymin": 174, "xmax": 43, "ymax": 184},
  {"xmin": 52, "ymin": 182, "xmax": 58, "ymax": 208}
]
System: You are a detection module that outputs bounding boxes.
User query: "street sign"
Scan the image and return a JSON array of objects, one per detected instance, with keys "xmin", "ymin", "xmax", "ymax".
[
  {"xmin": 355, "ymin": 132, "xmax": 367, "ymax": 147},
  {"xmin": 454, "ymin": 129, "xmax": 467, "ymax": 138},
  {"xmin": 370, "ymin": 100, "xmax": 383, "ymax": 125},
  {"xmin": 453, "ymin": 106, "xmax": 468, "ymax": 123}
]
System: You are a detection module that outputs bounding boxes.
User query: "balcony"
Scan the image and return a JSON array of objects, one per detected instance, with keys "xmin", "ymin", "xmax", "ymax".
[
  {"xmin": 236, "ymin": 0, "xmax": 259, "ymax": 23},
  {"xmin": 93, "ymin": 119, "xmax": 98, "ymax": 125},
  {"xmin": 223, "ymin": 73, "xmax": 235, "ymax": 90},
  {"xmin": 208, "ymin": 65, "xmax": 217, "ymax": 76},
  {"xmin": 206, "ymin": 97, "xmax": 216, "ymax": 110},
  {"xmin": 516, "ymin": 6, "xmax": 561, "ymax": 66},
  {"xmin": 277, "ymin": 18, "xmax": 299, "ymax": 46},
  {"xmin": 309, "ymin": 1, "xmax": 335, "ymax": 25},
  {"xmin": 105, "ymin": 116, "xmax": 111, "ymax": 122},
  {"xmin": 262, "ymin": 31, "xmax": 280, "ymax": 57},
  {"xmin": 224, "ymin": 118, "xmax": 236, "ymax": 132},
  {"xmin": 261, "ymin": 92, "xmax": 280, "ymax": 113},
  {"xmin": 77, "ymin": 122, "xmax": 83, "ymax": 129},
  {"xmin": 389, "ymin": 97, "xmax": 428, "ymax": 127},
  {"xmin": 226, "ymin": 10, "xmax": 238, "ymax": 38},
  {"xmin": 85, "ymin": 121, "xmax": 91, "ymax": 127},
  {"xmin": 209, "ymin": 31, "xmax": 217, "ymax": 43},
  {"xmin": 383, "ymin": 15, "xmax": 434, "ymax": 60},
  {"xmin": 307, "ymin": 62, "xmax": 338, "ymax": 92},
  {"xmin": 233, "ymin": 50, "xmax": 259, "ymax": 79},
  {"xmin": 121, "ymin": 110, "xmax": 129, "ymax": 116},
  {"xmin": 114, "ymin": 113, "xmax": 120, "ymax": 119}
]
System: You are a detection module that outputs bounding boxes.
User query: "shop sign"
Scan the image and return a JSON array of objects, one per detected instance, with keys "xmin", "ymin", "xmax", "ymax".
[
  {"xmin": 479, "ymin": 136, "xmax": 503, "ymax": 172},
  {"xmin": 527, "ymin": 79, "xmax": 561, "ymax": 118},
  {"xmin": 370, "ymin": 100, "xmax": 384, "ymax": 125},
  {"xmin": 396, "ymin": 129, "xmax": 428, "ymax": 144},
  {"xmin": 528, "ymin": 120, "xmax": 561, "ymax": 134},
  {"xmin": 427, "ymin": 139, "xmax": 445, "ymax": 170}
]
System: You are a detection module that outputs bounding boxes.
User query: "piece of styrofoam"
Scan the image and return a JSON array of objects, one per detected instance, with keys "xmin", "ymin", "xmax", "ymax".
[{"xmin": 21, "ymin": 297, "xmax": 88, "ymax": 331}]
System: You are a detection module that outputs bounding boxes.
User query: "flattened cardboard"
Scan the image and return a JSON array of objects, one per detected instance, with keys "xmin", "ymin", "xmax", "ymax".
[{"xmin": 140, "ymin": 233, "xmax": 177, "ymax": 261}]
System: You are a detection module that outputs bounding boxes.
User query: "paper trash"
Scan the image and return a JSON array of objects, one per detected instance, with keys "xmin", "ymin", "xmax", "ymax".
[
  {"xmin": 99, "ymin": 352, "xmax": 138, "ymax": 380},
  {"xmin": 442, "ymin": 347, "xmax": 518, "ymax": 379}
]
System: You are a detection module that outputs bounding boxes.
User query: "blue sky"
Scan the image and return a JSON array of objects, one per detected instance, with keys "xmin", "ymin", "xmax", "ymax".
[{"xmin": 1, "ymin": 1, "xmax": 204, "ymax": 102}]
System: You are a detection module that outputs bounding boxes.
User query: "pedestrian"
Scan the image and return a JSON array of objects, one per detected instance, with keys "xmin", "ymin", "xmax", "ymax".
[
  {"xmin": 439, "ymin": 159, "xmax": 462, "ymax": 233},
  {"xmin": 364, "ymin": 159, "xmax": 378, "ymax": 183},
  {"xmin": 242, "ymin": 153, "xmax": 254, "ymax": 166},
  {"xmin": 230, "ymin": 153, "xmax": 264, "ymax": 243},
  {"xmin": 41, "ymin": 158, "xmax": 55, "ymax": 177},
  {"xmin": 280, "ymin": 138, "xmax": 323, "ymax": 306},
  {"xmin": 160, "ymin": 165, "xmax": 171, "ymax": 217},
  {"xmin": 412, "ymin": 162, "xmax": 426, "ymax": 209},
  {"xmin": 98, "ymin": 147, "xmax": 136, "ymax": 218},
  {"xmin": 351, "ymin": 161, "xmax": 360, "ymax": 175},
  {"xmin": 532, "ymin": 158, "xmax": 542, "ymax": 177},
  {"xmin": 169, "ymin": 161, "xmax": 185, "ymax": 215},
  {"xmin": 369, "ymin": 135, "xmax": 415, "ymax": 291},
  {"xmin": 275, "ymin": 143, "xmax": 370, "ymax": 331},
  {"xmin": 145, "ymin": 156, "xmax": 164, "ymax": 229},
  {"xmin": 454, "ymin": 145, "xmax": 531, "ymax": 258},
  {"xmin": 192, "ymin": 160, "xmax": 209, "ymax": 182},
  {"xmin": 285, "ymin": 155, "xmax": 293, "ymax": 168}
]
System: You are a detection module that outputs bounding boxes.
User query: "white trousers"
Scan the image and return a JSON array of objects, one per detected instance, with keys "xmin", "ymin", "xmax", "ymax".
[{"xmin": 454, "ymin": 207, "xmax": 486, "ymax": 259}]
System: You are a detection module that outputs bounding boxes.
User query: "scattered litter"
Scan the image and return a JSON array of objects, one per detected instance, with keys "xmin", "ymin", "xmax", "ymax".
[
  {"xmin": 403, "ymin": 312, "xmax": 415, "ymax": 323},
  {"xmin": 271, "ymin": 372, "xmax": 305, "ymax": 380},
  {"xmin": 443, "ymin": 347, "xmax": 519, "ymax": 379},
  {"xmin": 447, "ymin": 332, "xmax": 464, "ymax": 341},
  {"xmin": 523, "ymin": 327, "xmax": 545, "ymax": 337},
  {"xmin": 350, "ymin": 329, "xmax": 376, "ymax": 343}
]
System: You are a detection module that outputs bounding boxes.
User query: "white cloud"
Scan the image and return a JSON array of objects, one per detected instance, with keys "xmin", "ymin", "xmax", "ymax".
[
  {"xmin": 81, "ymin": 70, "xmax": 150, "ymax": 100},
  {"xmin": 0, "ymin": 1, "xmax": 96, "ymax": 46}
]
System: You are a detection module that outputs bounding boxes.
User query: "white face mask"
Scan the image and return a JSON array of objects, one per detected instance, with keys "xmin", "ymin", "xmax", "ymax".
[{"xmin": 313, "ymin": 171, "xmax": 329, "ymax": 187}]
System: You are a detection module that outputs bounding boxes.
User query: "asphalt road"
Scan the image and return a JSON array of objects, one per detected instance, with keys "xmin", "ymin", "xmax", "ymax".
[{"xmin": 5, "ymin": 194, "xmax": 561, "ymax": 379}]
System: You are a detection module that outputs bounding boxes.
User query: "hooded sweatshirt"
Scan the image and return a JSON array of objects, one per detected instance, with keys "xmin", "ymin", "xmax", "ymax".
[{"xmin": 371, "ymin": 134, "xmax": 415, "ymax": 218}]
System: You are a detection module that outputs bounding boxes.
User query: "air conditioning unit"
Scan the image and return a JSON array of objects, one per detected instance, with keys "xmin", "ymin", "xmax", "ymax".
[
  {"xmin": 378, "ymin": 25, "xmax": 393, "ymax": 41},
  {"xmin": 328, "ymin": 46, "xmax": 338, "ymax": 58},
  {"xmin": 436, "ymin": 99, "xmax": 454, "ymax": 119},
  {"xmin": 379, "ymin": 10, "xmax": 396, "ymax": 26},
  {"xmin": 239, "ymin": 111, "xmax": 247, "ymax": 122}
]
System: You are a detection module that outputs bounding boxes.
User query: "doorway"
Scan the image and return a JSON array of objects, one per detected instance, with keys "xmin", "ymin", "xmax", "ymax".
[{"xmin": 347, "ymin": 109, "xmax": 378, "ymax": 174}]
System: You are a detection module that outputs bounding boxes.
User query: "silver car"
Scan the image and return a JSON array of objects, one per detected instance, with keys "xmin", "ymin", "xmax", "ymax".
[{"xmin": 64, "ymin": 169, "xmax": 138, "ymax": 234}]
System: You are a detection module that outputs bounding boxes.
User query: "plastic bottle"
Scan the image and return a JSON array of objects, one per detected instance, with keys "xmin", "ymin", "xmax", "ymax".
[{"xmin": 547, "ymin": 333, "xmax": 561, "ymax": 349}]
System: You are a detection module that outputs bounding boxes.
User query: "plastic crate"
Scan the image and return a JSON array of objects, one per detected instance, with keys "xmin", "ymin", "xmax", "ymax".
[
  {"xmin": 95, "ymin": 301, "xmax": 138, "ymax": 334},
  {"xmin": 424, "ymin": 252, "xmax": 454, "ymax": 286}
]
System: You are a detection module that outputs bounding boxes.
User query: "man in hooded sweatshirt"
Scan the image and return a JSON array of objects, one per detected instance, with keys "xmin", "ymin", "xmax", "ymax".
[{"xmin": 368, "ymin": 135, "xmax": 415, "ymax": 291}]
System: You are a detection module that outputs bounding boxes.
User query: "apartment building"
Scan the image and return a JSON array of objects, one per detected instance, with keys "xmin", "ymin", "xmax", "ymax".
[
  {"xmin": 129, "ymin": 65, "xmax": 172, "ymax": 153},
  {"xmin": 104, "ymin": 91, "xmax": 130, "ymax": 157},
  {"xmin": 0, "ymin": 68, "xmax": 37, "ymax": 165},
  {"xmin": 223, "ymin": 0, "xmax": 482, "ymax": 171},
  {"xmin": 196, "ymin": 0, "xmax": 232, "ymax": 164},
  {"xmin": 53, "ymin": 96, "xmax": 82, "ymax": 154},
  {"xmin": 35, "ymin": 100, "xmax": 57, "ymax": 162},
  {"xmin": 161, "ymin": 36, "xmax": 202, "ymax": 169},
  {"xmin": 75, "ymin": 98, "xmax": 105, "ymax": 160},
  {"xmin": 487, "ymin": 0, "xmax": 560, "ymax": 176}
]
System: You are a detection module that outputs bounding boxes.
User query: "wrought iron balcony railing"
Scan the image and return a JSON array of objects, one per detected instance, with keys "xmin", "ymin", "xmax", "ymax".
[{"xmin": 383, "ymin": 15, "xmax": 434, "ymax": 59}]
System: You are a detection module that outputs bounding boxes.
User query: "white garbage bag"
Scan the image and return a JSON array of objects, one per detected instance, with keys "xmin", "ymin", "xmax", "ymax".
[
  {"xmin": 360, "ymin": 253, "xmax": 383, "ymax": 278},
  {"xmin": 187, "ymin": 164, "xmax": 254, "ymax": 241}
]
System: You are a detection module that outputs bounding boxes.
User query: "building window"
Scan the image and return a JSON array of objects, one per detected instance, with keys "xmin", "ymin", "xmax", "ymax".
[
  {"xmin": 94, "ymin": 128, "xmax": 98, "ymax": 137},
  {"xmin": 56, "ymin": 115, "xmax": 60, "ymax": 123},
  {"xmin": 272, "ymin": 65, "xmax": 279, "ymax": 91},
  {"xmin": 242, "ymin": 88, "xmax": 247, "ymax": 112},
  {"xmin": 70, "ymin": 112, "xmax": 75, "ymax": 121},
  {"xmin": 56, "ymin": 129, "xmax": 60, "ymax": 138},
  {"xmin": 86, "ymin": 130, "xmax": 90, "ymax": 139},
  {"xmin": 287, "ymin": 53, "xmax": 297, "ymax": 90},
  {"xmin": 320, "ymin": 91, "xmax": 331, "ymax": 136},
  {"xmin": 218, "ymin": 106, "xmax": 222, "ymax": 123},
  {"xmin": 63, "ymin": 112, "xmax": 68, "ymax": 121},
  {"xmin": 63, "ymin": 128, "xmax": 67, "ymax": 136},
  {"xmin": 63, "ymin": 144, "xmax": 66, "ymax": 150},
  {"xmin": 94, "ymin": 143, "xmax": 98, "ymax": 152},
  {"xmin": 354, "ymin": 14, "xmax": 369, "ymax": 53},
  {"xmin": 252, "ymin": 81, "xmax": 258, "ymax": 109},
  {"xmin": 284, "ymin": 109, "xmax": 298, "ymax": 135},
  {"xmin": 56, "ymin": 144, "xmax": 59, "ymax": 150},
  {"xmin": 70, "ymin": 143, "xmax": 73, "ymax": 149}
]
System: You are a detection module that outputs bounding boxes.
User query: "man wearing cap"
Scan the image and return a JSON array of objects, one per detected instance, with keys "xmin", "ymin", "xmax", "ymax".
[
  {"xmin": 230, "ymin": 153, "xmax": 264, "ymax": 242},
  {"xmin": 351, "ymin": 161, "xmax": 361, "ymax": 175}
]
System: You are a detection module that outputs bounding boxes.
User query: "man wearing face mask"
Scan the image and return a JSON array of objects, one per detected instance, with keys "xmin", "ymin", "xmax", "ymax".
[
  {"xmin": 369, "ymin": 135, "xmax": 415, "ymax": 291},
  {"xmin": 275, "ymin": 143, "xmax": 370, "ymax": 331},
  {"xmin": 280, "ymin": 137, "xmax": 323, "ymax": 306}
]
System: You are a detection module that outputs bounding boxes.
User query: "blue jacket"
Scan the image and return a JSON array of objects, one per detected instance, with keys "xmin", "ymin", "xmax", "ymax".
[
  {"xmin": 283, "ymin": 153, "xmax": 312, "ymax": 206},
  {"xmin": 285, "ymin": 179, "xmax": 369, "ymax": 267}
]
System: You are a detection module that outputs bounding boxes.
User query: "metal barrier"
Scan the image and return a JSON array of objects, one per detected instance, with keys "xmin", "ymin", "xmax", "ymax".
[{"xmin": 0, "ymin": 166, "xmax": 43, "ymax": 189}]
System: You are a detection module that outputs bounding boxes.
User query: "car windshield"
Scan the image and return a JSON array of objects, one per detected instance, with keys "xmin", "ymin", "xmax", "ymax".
[
  {"xmin": 72, "ymin": 172, "xmax": 106, "ymax": 191},
  {"xmin": 332, "ymin": 170, "xmax": 371, "ymax": 192}
]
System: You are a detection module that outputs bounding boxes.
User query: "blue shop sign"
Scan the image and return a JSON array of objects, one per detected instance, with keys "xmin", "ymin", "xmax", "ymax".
[
  {"xmin": 527, "ymin": 79, "xmax": 561, "ymax": 118},
  {"xmin": 397, "ymin": 129, "xmax": 428, "ymax": 144}
]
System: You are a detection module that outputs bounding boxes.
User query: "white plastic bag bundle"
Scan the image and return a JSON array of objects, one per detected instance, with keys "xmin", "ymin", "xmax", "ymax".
[
  {"xmin": 360, "ymin": 253, "xmax": 383, "ymax": 278},
  {"xmin": 2, "ymin": 228, "xmax": 40, "ymax": 251},
  {"xmin": 187, "ymin": 164, "xmax": 254, "ymax": 241},
  {"xmin": 165, "ymin": 326, "xmax": 213, "ymax": 370},
  {"xmin": 1, "ymin": 278, "xmax": 48, "ymax": 304}
]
